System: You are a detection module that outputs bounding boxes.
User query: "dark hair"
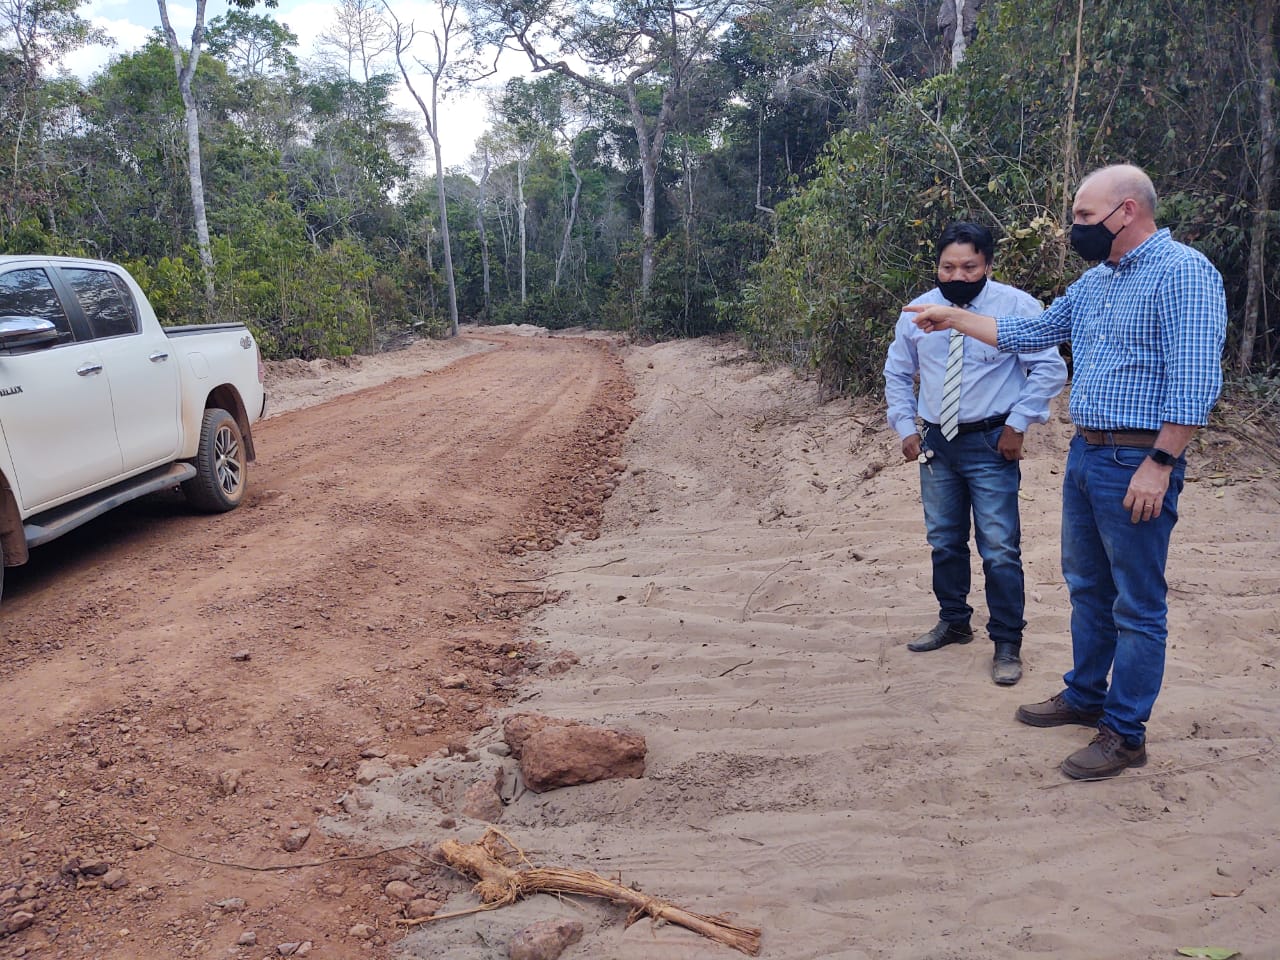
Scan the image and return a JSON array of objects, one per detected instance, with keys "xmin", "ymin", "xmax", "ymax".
[{"xmin": 936, "ymin": 222, "xmax": 994, "ymax": 265}]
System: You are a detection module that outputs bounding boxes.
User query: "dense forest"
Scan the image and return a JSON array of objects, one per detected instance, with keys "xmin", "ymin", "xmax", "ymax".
[{"xmin": 1, "ymin": 0, "xmax": 1277, "ymax": 396}]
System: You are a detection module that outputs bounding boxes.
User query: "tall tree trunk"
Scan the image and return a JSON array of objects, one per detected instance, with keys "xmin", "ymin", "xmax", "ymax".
[
  {"xmin": 386, "ymin": 2, "xmax": 461, "ymax": 337},
  {"xmin": 949, "ymin": 0, "xmax": 966, "ymax": 67},
  {"xmin": 754, "ymin": 103, "xmax": 775, "ymax": 231},
  {"xmin": 431, "ymin": 132, "xmax": 459, "ymax": 336},
  {"xmin": 477, "ymin": 147, "xmax": 491, "ymax": 319},
  {"xmin": 1241, "ymin": 0, "xmax": 1277, "ymax": 373},
  {"xmin": 158, "ymin": 0, "xmax": 216, "ymax": 304},
  {"xmin": 554, "ymin": 151, "xmax": 581, "ymax": 291},
  {"xmin": 517, "ymin": 158, "xmax": 527, "ymax": 305},
  {"xmin": 625, "ymin": 81, "xmax": 676, "ymax": 298},
  {"xmin": 1056, "ymin": 0, "xmax": 1085, "ymax": 275}
]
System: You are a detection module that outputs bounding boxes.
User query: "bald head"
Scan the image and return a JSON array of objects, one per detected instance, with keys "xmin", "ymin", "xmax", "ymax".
[
  {"xmin": 1078, "ymin": 164, "xmax": 1157, "ymax": 217},
  {"xmin": 1071, "ymin": 163, "xmax": 1159, "ymax": 261}
]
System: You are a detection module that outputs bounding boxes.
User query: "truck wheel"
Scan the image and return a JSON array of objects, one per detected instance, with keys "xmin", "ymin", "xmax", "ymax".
[{"xmin": 183, "ymin": 408, "xmax": 247, "ymax": 512}]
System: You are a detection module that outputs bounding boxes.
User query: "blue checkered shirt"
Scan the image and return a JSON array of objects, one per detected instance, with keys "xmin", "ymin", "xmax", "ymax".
[{"xmin": 995, "ymin": 229, "xmax": 1226, "ymax": 430}]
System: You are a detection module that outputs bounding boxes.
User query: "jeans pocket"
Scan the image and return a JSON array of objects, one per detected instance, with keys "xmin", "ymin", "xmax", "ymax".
[
  {"xmin": 980, "ymin": 425, "xmax": 1005, "ymax": 457},
  {"xmin": 1110, "ymin": 445, "xmax": 1150, "ymax": 469}
]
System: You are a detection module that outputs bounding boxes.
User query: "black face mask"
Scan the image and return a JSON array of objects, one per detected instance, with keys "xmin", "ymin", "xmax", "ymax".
[
  {"xmin": 1070, "ymin": 201, "xmax": 1126, "ymax": 262},
  {"xmin": 937, "ymin": 275, "xmax": 987, "ymax": 307}
]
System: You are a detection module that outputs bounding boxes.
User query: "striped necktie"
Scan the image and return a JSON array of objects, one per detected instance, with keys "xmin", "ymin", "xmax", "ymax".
[{"xmin": 938, "ymin": 330, "xmax": 964, "ymax": 440}]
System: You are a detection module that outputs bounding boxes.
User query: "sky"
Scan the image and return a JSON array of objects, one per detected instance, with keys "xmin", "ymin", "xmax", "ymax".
[{"xmin": 56, "ymin": 0, "xmax": 518, "ymax": 169}]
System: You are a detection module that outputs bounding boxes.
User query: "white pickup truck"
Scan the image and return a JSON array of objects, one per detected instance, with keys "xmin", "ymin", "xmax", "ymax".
[{"xmin": 0, "ymin": 256, "xmax": 266, "ymax": 601}]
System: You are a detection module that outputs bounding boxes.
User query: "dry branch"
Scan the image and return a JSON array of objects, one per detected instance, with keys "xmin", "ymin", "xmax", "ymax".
[{"xmin": 434, "ymin": 829, "xmax": 761, "ymax": 956}]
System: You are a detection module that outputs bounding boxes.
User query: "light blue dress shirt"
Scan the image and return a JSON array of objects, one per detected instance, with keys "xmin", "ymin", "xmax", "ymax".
[{"xmin": 884, "ymin": 279, "xmax": 1067, "ymax": 440}]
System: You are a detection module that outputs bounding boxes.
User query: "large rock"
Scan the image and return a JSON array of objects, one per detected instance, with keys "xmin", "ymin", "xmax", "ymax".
[
  {"xmin": 502, "ymin": 714, "xmax": 577, "ymax": 756},
  {"xmin": 509, "ymin": 918, "xmax": 584, "ymax": 960},
  {"xmin": 507, "ymin": 715, "xmax": 645, "ymax": 793}
]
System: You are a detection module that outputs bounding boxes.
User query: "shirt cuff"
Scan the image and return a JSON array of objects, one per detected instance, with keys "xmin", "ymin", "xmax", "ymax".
[
  {"xmin": 892, "ymin": 418, "xmax": 918, "ymax": 439},
  {"xmin": 994, "ymin": 318, "xmax": 1016, "ymax": 353}
]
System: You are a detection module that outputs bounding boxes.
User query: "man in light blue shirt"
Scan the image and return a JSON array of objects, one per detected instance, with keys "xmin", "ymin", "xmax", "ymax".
[{"xmin": 885, "ymin": 222, "xmax": 1067, "ymax": 685}]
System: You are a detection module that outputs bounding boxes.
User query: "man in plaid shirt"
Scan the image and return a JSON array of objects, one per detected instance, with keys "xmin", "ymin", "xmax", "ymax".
[{"xmin": 906, "ymin": 164, "xmax": 1227, "ymax": 779}]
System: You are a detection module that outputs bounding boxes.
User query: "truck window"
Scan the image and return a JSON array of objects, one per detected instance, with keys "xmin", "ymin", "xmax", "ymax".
[
  {"xmin": 62, "ymin": 268, "xmax": 140, "ymax": 339},
  {"xmin": 0, "ymin": 268, "xmax": 74, "ymax": 343}
]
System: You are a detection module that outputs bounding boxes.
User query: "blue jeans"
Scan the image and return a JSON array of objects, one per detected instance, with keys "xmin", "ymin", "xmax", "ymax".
[
  {"xmin": 919, "ymin": 424, "xmax": 1025, "ymax": 645},
  {"xmin": 1059, "ymin": 435, "xmax": 1184, "ymax": 745}
]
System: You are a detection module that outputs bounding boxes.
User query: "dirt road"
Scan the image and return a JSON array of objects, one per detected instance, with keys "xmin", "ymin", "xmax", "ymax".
[{"xmin": 0, "ymin": 332, "xmax": 633, "ymax": 958}]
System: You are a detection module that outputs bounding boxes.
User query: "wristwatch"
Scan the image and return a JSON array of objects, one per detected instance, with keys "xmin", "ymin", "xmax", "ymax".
[{"xmin": 1148, "ymin": 448, "xmax": 1178, "ymax": 467}]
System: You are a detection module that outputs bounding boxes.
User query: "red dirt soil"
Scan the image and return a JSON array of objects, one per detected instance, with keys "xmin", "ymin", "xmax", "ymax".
[{"xmin": 0, "ymin": 332, "xmax": 634, "ymax": 958}]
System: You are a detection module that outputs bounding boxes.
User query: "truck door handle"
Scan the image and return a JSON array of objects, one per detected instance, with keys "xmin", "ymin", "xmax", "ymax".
[
  {"xmin": 149, "ymin": 351, "xmax": 170, "ymax": 362},
  {"xmin": 76, "ymin": 363, "xmax": 103, "ymax": 376}
]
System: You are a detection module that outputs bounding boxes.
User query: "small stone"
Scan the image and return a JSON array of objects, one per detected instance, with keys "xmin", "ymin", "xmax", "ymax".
[
  {"xmin": 420, "ymin": 695, "xmax": 448, "ymax": 712},
  {"xmin": 440, "ymin": 674, "xmax": 467, "ymax": 689},
  {"xmin": 487, "ymin": 743, "xmax": 512, "ymax": 758},
  {"xmin": 237, "ymin": 932, "xmax": 257, "ymax": 946},
  {"xmin": 79, "ymin": 861, "xmax": 109, "ymax": 877},
  {"xmin": 5, "ymin": 912, "xmax": 35, "ymax": 934},
  {"xmin": 230, "ymin": 651, "xmax": 251, "ymax": 661},
  {"xmin": 349, "ymin": 923, "xmax": 375, "ymax": 940},
  {"xmin": 509, "ymin": 918, "xmax": 584, "ymax": 960},
  {"xmin": 276, "ymin": 942, "xmax": 301, "ymax": 956},
  {"xmin": 321, "ymin": 884, "xmax": 346, "ymax": 897},
  {"xmin": 405, "ymin": 898, "xmax": 439, "ymax": 920},
  {"xmin": 100, "ymin": 868, "xmax": 128, "ymax": 890},
  {"xmin": 184, "ymin": 717, "xmax": 205, "ymax": 733},
  {"xmin": 359, "ymin": 747, "xmax": 387, "ymax": 759},
  {"xmin": 385, "ymin": 865, "xmax": 420, "ymax": 882},
  {"xmin": 282, "ymin": 827, "xmax": 311, "ymax": 853},
  {"xmin": 461, "ymin": 779, "xmax": 505, "ymax": 823},
  {"xmin": 296, "ymin": 942, "xmax": 313, "ymax": 956},
  {"xmin": 217, "ymin": 770, "xmax": 241, "ymax": 796},
  {"xmin": 215, "ymin": 897, "xmax": 246, "ymax": 912},
  {"xmin": 355, "ymin": 760, "xmax": 394, "ymax": 785},
  {"xmin": 384, "ymin": 880, "xmax": 415, "ymax": 902}
]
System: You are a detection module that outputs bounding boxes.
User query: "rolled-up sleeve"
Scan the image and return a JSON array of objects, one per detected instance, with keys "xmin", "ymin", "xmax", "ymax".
[{"xmin": 996, "ymin": 288, "xmax": 1075, "ymax": 354}]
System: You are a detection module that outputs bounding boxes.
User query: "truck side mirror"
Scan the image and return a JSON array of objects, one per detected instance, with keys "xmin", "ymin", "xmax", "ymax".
[{"xmin": 0, "ymin": 316, "xmax": 60, "ymax": 350}]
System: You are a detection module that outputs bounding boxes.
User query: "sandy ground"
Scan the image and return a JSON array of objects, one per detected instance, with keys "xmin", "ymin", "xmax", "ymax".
[
  {"xmin": 333, "ymin": 335, "xmax": 1279, "ymax": 960},
  {"xmin": 3, "ymin": 327, "xmax": 1277, "ymax": 960}
]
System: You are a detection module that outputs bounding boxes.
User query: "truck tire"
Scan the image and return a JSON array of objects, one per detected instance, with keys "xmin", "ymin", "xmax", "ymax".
[{"xmin": 183, "ymin": 408, "xmax": 248, "ymax": 512}]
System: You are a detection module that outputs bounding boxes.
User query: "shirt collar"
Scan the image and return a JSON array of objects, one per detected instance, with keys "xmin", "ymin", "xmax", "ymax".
[{"xmin": 1113, "ymin": 228, "xmax": 1171, "ymax": 269}]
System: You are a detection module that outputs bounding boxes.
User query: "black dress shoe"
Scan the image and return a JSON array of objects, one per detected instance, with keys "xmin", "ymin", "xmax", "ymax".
[
  {"xmin": 908, "ymin": 620, "xmax": 974, "ymax": 652},
  {"xmin": 991, "ymin": 641, "xmax": 1023, "ymax": 685}
]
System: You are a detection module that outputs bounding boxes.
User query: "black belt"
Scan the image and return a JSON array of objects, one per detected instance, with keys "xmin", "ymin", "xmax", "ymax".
[
  {"xmin": 922, "ymin": 413, "xmax": 1008, "ymax": 436},
  {"xmin": 1075, "ymin": 427, "xmax": 1159, "ymax": 448}
]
